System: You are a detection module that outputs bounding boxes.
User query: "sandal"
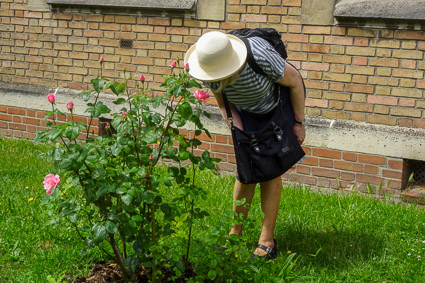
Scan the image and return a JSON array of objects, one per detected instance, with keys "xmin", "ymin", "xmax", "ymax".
[{"xmin": 249, "ymin": 238, "xmax": 278, "ymax": 261}]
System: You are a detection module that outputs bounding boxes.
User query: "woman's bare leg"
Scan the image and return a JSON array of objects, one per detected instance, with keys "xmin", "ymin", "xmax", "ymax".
[
  {"xmin": 229, "ymin": 179, "xmax": 256, "ymax": 236},
  {"xmin": 254, "ymin": 176, "xmax": 282, "ymax": 256}
]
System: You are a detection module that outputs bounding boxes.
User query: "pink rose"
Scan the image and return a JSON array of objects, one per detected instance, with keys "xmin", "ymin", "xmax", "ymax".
[
  {"xmin": 47, "ymin": 93, "xmax": 55, "ymax": 103},
  {"xmin": 171, "ymin": 61, "xmax": 177, "ymax": 67},
  {"xmin": 43, "ymin": 174, "xmax": 60, "ymax": 194},
  {"xmin": 99, "ymin": 56, "xmax": 104, "ymax": 62},
  {"xmin": 66, "ymin": 101, "xmax": 74, "ymax": 111},
  {"xmin": 140, "ymin": 74, "xmax": 145, "ymax": 82},
  {"xmin": 184, "ymin": 63, "xmax": 189, "ymax": 70},
  {"xmin": 194, "ymin": 90, "xmax": 210, "ymax": 102}
]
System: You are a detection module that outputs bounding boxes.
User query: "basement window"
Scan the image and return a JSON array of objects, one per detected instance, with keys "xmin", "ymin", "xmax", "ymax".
[{"xmin": 404, "ymin": 160, "xmax": 425, "ymax": 190}]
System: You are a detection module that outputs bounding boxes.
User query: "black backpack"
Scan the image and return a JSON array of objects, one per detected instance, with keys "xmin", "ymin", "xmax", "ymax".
[
  {"xmin": 229, "ymin": 28, "xmax": 288, "ymax": 77},
  {"xmin": 228, "ymin": 28, "xmax": 305, "ymax": 113}
]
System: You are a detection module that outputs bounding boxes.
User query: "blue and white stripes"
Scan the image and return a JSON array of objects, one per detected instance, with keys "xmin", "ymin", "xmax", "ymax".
[{"xmin": 204, "ymin": 36, "xmax": 287, "ymax": 114}]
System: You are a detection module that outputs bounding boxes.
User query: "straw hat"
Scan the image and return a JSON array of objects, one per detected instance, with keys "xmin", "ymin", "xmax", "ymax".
[{"xmin": 184, "ymin": 31, "xmax": 247, "ymax": 82}]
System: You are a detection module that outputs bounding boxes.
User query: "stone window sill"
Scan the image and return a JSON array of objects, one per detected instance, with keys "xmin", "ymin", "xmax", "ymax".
[{"xmin": 46, "ymin": 0, "xmax": 197, "ymax": 11}]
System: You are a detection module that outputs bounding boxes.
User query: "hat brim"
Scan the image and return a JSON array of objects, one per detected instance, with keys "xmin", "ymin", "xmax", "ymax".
[{"xmin": 184, "ymin": 34, "xmax": 247, "ymax": 82}]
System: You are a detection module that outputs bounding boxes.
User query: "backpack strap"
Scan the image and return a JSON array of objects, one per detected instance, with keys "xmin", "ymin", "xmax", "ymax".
[
  {"xmin": 239, "ymin": 37, "xmax": 279, "ymax": 103},
  {"xmin": 239, "ymin": 37, "xmax": 266, "ymax": 77},
  {"xmin": 221, "ymin": 91, "xmax": 234, "ymax": 127}
]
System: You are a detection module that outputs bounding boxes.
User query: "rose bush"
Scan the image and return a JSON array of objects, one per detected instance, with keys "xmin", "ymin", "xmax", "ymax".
[{"xmin": 36, "ymin": 59, "xmax": 220, "ymax": 282}]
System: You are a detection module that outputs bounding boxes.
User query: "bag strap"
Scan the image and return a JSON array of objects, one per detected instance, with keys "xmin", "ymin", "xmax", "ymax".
[{"xmin": 221, "ymin": 91, "xmax": 234, "ymax": 127}]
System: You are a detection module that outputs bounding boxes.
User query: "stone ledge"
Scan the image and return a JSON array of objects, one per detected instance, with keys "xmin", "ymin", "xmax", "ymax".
[
  {"xmin": 334, "ymin": 0, "xmax": 425, "ymax": 21},
  {"xmin": 46, "ymin": 0, "xmax": 197, "ymax": 11}
]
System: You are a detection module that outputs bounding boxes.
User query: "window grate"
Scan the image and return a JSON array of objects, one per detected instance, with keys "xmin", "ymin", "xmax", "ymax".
[
  {"xmin": 405, "ymin": 160, "xmax": 425, "ymax": 187},
  {"xmin": 410, "ymin": 160, "xmax": 425, "ymax": 185},
  {"xmin": 120, "ymin": 39, "xmax": 133, "ymax": 49}
]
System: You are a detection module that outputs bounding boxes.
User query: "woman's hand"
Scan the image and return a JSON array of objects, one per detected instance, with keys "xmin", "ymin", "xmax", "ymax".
[{"xmin": 293, "ymin": 123, "xmax": 305, "ymax": 144}]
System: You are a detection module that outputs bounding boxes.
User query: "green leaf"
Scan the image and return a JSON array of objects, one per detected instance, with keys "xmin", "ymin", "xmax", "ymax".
[
  {"xmin": 60, "ymin": 158, "xmax": 73, "ymax": 170},
  {"xmin": 92, "ymin": 223, "xmax": 107, "ymax": 245},
  {"xmin": 113, "ymin": 98, "xmax": 127, "ymax": 105},
  {"xmin": 178, "ymin": 102, "xmax": 192, "ymax": 120},
  {"xmin": 105, "ymin": 221, "xmax": 117, "ymax": 234},
  {"xmin": 94, "ymin": 102, "xmax": 111, "ymax": 118},
  {"xmin": 65, "ymin": 125, "xmax": 80, "ymax": 141},
  {"xmin": 111, "ymin": 143, "xmax": 121, "ymax": 156},
  {"xmin": 189, "ymin": 79, "xmax": 202, "ymax": 88},
  {"xmin": 141, "ymin": 191, "xmax": 153, "ymax": 204},
  {"xmin": 202, "ymin": 150, "xmax": 210, "ymax": 161},
  {"xmin": 96, "ymin": 186, "xmax": 109, "ymax": 198},
  {"xmin": 207, "ymin": 270, "xmax": 217, "ymax": 280},
  {"xmin": 160, "ymin": 203, "xmax": 172, "ymax": 218},
  {"xmin": 131, "ymin": 215, "xmax": 143, "ymax": 222},
  {"xmin": 92, "ymin": 78, "xmax": 106, "ymax": 93},
  {"xmin": 161, "ymin": 178, "xmax": 172, "ymax": 187},
  {"xmin": 179, "ymin": 151, "xmax": 190, "ymax": 161},
  {"xmin": 122, "ymin": 194, "xmax": 133, "ymax": 206},
  {"xmin": 168, "ymin": 166, "xmax": 179, "ymax": 177},
  {"xmin": 80, "ymin": 90, "xmax": 92, "ymax": 102},
  {"xmin": 109, "ymin": 81, "xmax": 126, "ymax": 95},
  {"xmin": 69, "ymin": 213, "xmax": 79, "ymax": 224}
]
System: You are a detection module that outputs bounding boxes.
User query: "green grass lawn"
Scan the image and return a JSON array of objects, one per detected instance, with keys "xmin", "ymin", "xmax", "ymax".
[{"xmin": 1, "ymin": 137, "xmax": 425, "ymax": 282}]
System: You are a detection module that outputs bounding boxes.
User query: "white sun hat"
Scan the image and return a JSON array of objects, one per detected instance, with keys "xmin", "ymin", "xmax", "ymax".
[{"xmin": 184, "ymin": 31, "xmax": 247, "ymax": 82}]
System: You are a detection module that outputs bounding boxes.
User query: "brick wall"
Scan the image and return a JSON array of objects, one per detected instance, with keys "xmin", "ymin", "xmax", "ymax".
[{"xmin": 1, "ymin": 0, "xmax": 424, "ymax": 196}]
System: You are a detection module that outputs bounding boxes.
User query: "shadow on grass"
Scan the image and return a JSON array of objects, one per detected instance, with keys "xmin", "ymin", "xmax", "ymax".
[{"xmin": 277, "ymin": 228, "xmax": 384, "ymax": 269}]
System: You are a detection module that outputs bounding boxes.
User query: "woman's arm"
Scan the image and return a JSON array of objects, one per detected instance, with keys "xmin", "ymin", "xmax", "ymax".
[
  {"xmin": 278, "ymin": 63, "xmax": 306, "ymax": 144},
  {"xmin": 211, "ymin": 90, "xmax": 244, "ymax": 130}
]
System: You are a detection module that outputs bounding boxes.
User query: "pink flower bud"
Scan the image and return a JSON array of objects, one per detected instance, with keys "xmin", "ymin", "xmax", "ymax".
[
  {"xmin": 140, "ymin": 74, "xmax": 145, "ymax": 82},
  {"xmin": 47, "ymin": 93, "xmax": 55, "ymax": 103},
  {"xmin": 149, "ymin": 154, "xmax": 153, "ymax": 160},
  {"xmin": 171, "ymin": 61, "xmax": 177, "ymax": 67},
  {"xmin": 105, "ymin": 122, "xmax": 109, "ymax": 130},
  {"xmin": 120, "ymin": 110, "xmax": 127, "ymax": 118},
  {"xmin": 184, "ymin": 63, "xmax": 189, "ymax": 70},
  {"xmin": 99, "ymin": 56, "xmax": 104, "ymax": 62},
  {"xmin": 66, "ymin": 101, "xmax": 74, "ymax": 111},
  {"xmin": 194, "ymin": 90, "xmax": 210, "ymax": 102}
]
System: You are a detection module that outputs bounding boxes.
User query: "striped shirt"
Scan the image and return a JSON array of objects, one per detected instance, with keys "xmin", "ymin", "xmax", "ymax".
[{"xmin": 204, "ymin": 37, "xmax": 287, "ymax": 114}]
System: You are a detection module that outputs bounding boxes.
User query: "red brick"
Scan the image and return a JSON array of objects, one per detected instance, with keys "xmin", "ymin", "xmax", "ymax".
[
  {"xmin": 358, "ymin": 154, "xmax": 386, "ymax": 165},
  {"xmin": 296, "ymin": 165, "xmax": 310, "ymax": 174},
  {"xmin": 319, "ymin": 159, "xmax": 333, "ymax": 168},
  {"xmin": 0, "ymin": 106, "xmax": 7, "ymax": 113},
  {"xmin": 334, "ymin": 160, "xmax": 363, "ymax": 172},
  {"xmin": 215, "ymin": 135, "xmax": 228, "ymax": 144},
  {"xmin": 0, "ymin": 114, "xmax": 12, "ymax": 121},
  {"xmin": 388, "ymin": 159, "xmax": 403, "ymax": 170},
  {"xmin": 301, "ymin": 156, "xmax": 318, "ymax": 166},
  {"xmin": 324, "ymin": 36, "xmax": 353, "ymax": 45},
  {"xmin": 364, "ymin": 165, "xmax": 378, "ymax": 174},
  {"xmin": 9, "ymin": 123, "xmax": 26, "ymax": 131},
  {"xmin": 383, "ymin": 169, "xmax": 403, "ymax": 179},
  {"xmin": 289, "ymin": 174, "xmax": 317, "ymax": 185},
  {"xmin": 356, "ymin": 174, "xmax": 384, "ymax": 186},
  {"xmin": 353, "ymin": 57, "xmax": 368, "ymax": 66},
  {"xmin": 343, "ymin": 154, "xmax": 357, "ymax": 164},
  {"xmin": 340, "ymin": 172, "xmax": 355, "ymax": 181},
  {"xmin": 312, "ymin": 167, "xmax": 340, "ymax": 178},
  {"xmin": 8, "ymin": 107, "xmax": 25, "ymax": 115},
  {"xmin": 312, "ymin": 148, "xmax": 341, "ymax": 159},
  {"xmin": 367, "ymin": 96, "xmax": 398, "ymax": 106},
  {"xmin": 211, "ymin": 144, "xmax": 234, "ymax": 154}
]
